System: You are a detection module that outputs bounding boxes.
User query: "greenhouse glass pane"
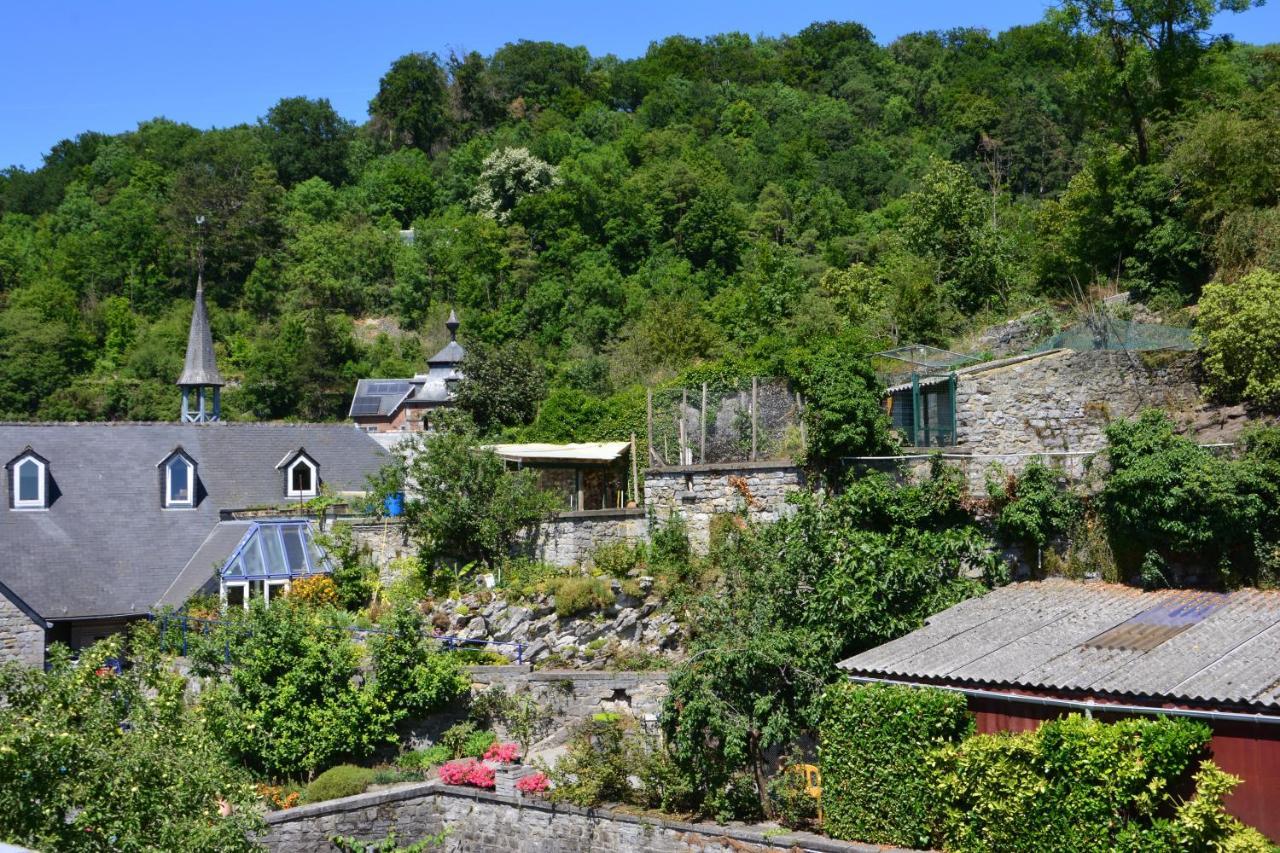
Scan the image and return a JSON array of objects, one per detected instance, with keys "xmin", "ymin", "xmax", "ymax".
[
  {"xmin": 260, "ymin": 525, "xmax": 287, "ymax": 575},
  {"xmin": 281, "ymin": 526, "xmax": 307, "ymax": 574},
  {"xmin": 240, "ymin": 532, "xmax": 266, "ymax": 577}
]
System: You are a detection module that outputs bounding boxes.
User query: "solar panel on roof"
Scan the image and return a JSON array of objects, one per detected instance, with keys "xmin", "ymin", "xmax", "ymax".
[
  {"xmin": 351, "ymin": 397, "xmax": 382, "ymax": 415},
  {"xmin": 367, "ymin": 380, "xmax": 411, "ymax": 395}
]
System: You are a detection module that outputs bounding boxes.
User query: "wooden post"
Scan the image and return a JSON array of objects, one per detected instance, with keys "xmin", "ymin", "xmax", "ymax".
[
  {"xmin": 680, "ymin": 388, "xmax": 688, "ymax": 465},
  {"xmin": 646, "ymin": 388, "xmax": 655, "ymax": 465},
  {"xmin": 630, "ymin": 433, "xmax": 640, "ymax": 506},
  {"xmin": 751, "ymin": 377, "xmax": 758, "ymax": 461},
  {"xmin": 700, "ymin": 382, "xmax": 708, "ymax": 464},
  {"xmin": 796, "ymin": 390, "xmax": 807, "ymax": 453}
]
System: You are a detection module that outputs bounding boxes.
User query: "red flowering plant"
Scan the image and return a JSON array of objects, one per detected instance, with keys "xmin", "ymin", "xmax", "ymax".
[
  {"xmin": 483, "ymin": 742, "xmax": 521, "ymax": 764},
  {"xmin": 515, "ymin": 772, "xmax": 550, "ymax": 795}
]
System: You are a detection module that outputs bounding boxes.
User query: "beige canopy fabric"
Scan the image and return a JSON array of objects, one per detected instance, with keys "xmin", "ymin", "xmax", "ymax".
[{"xmin": 483, "ymin": 441, "xmax": 630, "ymax": 464}]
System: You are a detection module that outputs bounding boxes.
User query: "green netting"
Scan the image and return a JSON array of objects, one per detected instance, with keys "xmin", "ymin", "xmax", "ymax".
[{"xmin": 1034, "ymin": 319, "xmax": 1194, "ymax": 352}]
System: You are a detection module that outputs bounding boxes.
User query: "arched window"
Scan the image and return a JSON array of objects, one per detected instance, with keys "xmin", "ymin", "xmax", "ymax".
[
  {"xmin": 165, "ymin": 454, "xmax": 195, "ymax": 508},
  {"xmin": 10, "ymin": 452, "xmax": 47, "ymax": 510}
]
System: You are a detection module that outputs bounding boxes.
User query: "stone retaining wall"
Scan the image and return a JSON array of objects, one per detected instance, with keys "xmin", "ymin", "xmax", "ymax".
[
  {"xmin": 0, "ymin": 588, "xmax": 45, "ymax": 667},
  {"xmin": 531, "ymin": 508, "xmax": 648, "ymax": 567},
  {"xmin": 260, "ymin": 781, "xmax": 906, "ymax": 853},
  {"xmin": 466, "ymin": 666, "xmax": 669, "ymax": 749},
  {"xmin": 644, "ymin": 461, "xmax": 805, "ymax": 551},
  {"xmin": 954, "ymin": 349, "xmax": 1200, "ymax": 457}
]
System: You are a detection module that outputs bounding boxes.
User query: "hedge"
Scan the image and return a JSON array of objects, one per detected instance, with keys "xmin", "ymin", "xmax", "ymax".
[
  {"xmin": 817, "ymin": 682, "xmax": 972, "ymax": 848},
  {"xmin": 930, "ymin": 714, "xmax": 1212, "ymax": 852}
]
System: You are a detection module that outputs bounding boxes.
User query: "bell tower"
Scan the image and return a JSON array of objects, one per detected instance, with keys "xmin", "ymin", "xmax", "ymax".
[{"xmin": 177, "ymin": 217, "xmax": 224, "ymax": 422}]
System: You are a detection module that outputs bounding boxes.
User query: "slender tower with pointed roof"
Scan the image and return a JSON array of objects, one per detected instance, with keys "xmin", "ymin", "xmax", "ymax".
[{"xmin": 177, "ymin": 265, "xmax": 224, "ymax": 422}]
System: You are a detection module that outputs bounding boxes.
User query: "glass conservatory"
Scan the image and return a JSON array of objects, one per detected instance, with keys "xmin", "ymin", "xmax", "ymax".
[{"xmin": 219, "ymin": 519, "xmax": 333, "ymax": 609}]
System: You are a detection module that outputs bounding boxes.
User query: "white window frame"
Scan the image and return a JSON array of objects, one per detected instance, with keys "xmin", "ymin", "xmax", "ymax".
[
  {"xmin": 12, "ymin": 455, "xmax": 46, "ymax": 510},
  {"xmin": 264, "ymin": 579, "xmax": 289, "ymax": 606},
  {"xmin": 222, "ymin": 580, "xmax": 249, "ymax": 611},
  {"xmin": 285, "ymin": 456, "xmax": 318, "ymax": 498},
  {"xmin": 164, "ymin": 454, "xmax": 195, "ymax": 509}
]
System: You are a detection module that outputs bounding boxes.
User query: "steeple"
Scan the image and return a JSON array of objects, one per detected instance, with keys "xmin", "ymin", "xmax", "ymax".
[
  {"xmin": 428, "ymin": 309, "xmax": 465, "ymax": 367},
  {"xmin": 177, "ymin": 258, "xmax": 224, "ymax": 422}
]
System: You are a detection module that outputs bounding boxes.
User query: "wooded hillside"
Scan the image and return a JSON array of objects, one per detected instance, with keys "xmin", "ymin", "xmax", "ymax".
[{"xmin": 1, "ymin": 2, "xmax": 1275, "ymax": 431}]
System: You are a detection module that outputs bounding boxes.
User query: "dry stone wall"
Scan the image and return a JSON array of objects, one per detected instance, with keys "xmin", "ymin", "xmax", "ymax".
[
  {"xmin": 644, "ymin": 461, "xmax": 805, "ymax": 552},
  {"xmin": 259, "ymin": 781, "xmax": 903, "ymax": 853},
  {"xmin": 0, "ymin": 590, "xmax": 44, "ymax": 667},
  {"xmin": 437, "ymin": 583, "xmax": 682, "ymax": 669}
]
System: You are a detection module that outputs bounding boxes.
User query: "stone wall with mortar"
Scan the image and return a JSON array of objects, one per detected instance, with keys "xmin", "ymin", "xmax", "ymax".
[
  {"xmin": 643, "ymin": 461, "xmax": 805, "ymax": 552},
  {"xmin": 466, "ymin": 666, "xmax": 670, "ymax": 749},
  {"xmin": 953, "ymin": 349, "xmax": 1200, "ymax": 457},
  {"xmin": 0, "ymin": 589, "xmax": 44, "ymax": 667},
  {"xmin": 529, "ymin": 508, "xmax": 648, "ymax": 567},
  {"xmin": 857, "ymin": 350, "xmax": 1202, "ymax": 496},
  {"xmin": 259, "ymin": 781, "xmax": 904, "ymax": 853}
]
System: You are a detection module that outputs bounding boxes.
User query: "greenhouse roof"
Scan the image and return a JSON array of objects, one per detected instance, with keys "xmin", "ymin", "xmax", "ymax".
[{"xmin": 219, "ymin": 519, "xmax": 333, "ymax": 581}]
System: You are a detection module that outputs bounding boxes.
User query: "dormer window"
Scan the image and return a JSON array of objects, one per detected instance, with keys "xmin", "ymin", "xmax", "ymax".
[
  {"xmin": 8, "ymin": 450, "xmax": 48, "ymax": 510},
  {"xmin": 277, "ymin": 449, "xmax": 319, "ymax": 498},
  {"xmin": 158, "ymin": 448, "xmax": 197, "ymax": 509}
]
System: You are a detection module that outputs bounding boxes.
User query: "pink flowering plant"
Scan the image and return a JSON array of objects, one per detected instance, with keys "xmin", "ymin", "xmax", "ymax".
[
  {"xmin": 438, "ymin": 758, "xmax": 497, "ymax": 790},
  {"xmin": 515, "ymin": 772, "xmax": 550, "ymax": 795},
  {"xmin": 483, "ymin": 742, "xmax": 521, "ymax": 764}
]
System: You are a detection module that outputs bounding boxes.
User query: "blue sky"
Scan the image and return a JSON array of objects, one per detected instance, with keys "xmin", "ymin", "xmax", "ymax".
[{"xmin": 2, "ymin": 0, "xmax": 1277, "ymax": 170}]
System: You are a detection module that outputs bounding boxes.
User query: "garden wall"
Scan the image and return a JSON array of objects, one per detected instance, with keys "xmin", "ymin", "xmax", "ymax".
[
  {"xmin": 465, "ymin": 666, "xmax": 669, "ymax": 749},
  {"xmin": 644, "ymin": 461, "xmax": 805, "ymax": 552},
  {"xmin": 259, "ymin": 781, "xmax": 907, "ymax": 853},
  {"xmin": 0, "ymin": 588, "xmax": 45, "ymax": 667},
  {"xmin": 531, "ymin": 508, "xmax": 648, "ymax": 567},
  {"xmin": 953, "ymin": 349, "xmax": 1200, "ymax": 457}
]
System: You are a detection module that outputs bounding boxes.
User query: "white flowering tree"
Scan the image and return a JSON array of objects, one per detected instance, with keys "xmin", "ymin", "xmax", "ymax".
[{"xmin": 470, "ymin": 147, "xmax": 559, "ymax": 222}]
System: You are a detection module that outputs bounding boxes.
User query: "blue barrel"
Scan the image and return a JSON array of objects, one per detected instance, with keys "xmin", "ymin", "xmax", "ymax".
[{"xmin": 383, "ymin": 492, "xmax": 405, "ymax": 517}]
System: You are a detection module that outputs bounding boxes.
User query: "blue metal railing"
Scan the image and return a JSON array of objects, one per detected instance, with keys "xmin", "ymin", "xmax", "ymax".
[{"xmin": 150, "ymin": 612, "xmax": 525, "ymax": 664}]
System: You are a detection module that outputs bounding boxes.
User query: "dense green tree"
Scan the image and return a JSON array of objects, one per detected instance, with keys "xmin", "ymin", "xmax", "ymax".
[
  {"xmin": 454, "ymin": 339, "xmax": 547, "ymax": 432},
  {"xmin": 370, "ymin": 53, "xmax": 451, "ymax": 152},
  {"xmin": 395, "ymin": 422, "xmax": 560, "ymax": 567},
  {"xmin": 662, "ymin": 467, "xmax": 998, "ymax": 820},
  {"xmin": 260, "ymin": 96, "xmax": 354, "ymax": 188}
]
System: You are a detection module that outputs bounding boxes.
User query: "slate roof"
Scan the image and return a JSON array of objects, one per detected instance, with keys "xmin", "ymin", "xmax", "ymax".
[
  {"xmin": 348, "ymin": 313, "xmax": 465, "ymax": 418},
  {"xmin": 0, "ymin": 423, "xmax": 387, "ymax": 621},
  {"xmin": 176, "ymin": 283, "xmax": 224, "ymax": 386},
  {"xmin": 838, "ymin": 579, "xmax": 1280, "ymax": 712}
]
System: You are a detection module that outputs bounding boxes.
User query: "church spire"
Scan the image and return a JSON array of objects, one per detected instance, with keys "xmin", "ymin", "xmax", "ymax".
[{"xmin": 177, "ymin": 220, "xmax": 223, "ymax": 422}]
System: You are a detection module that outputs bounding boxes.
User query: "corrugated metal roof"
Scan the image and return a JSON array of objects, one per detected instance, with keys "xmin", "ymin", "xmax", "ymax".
[{"xmin": 838, "ymin": 580, "xmax": 1280, "ymax": 711}]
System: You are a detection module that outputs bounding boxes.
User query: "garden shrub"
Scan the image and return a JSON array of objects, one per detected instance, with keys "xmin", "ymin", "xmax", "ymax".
[
  {"xmin": 989, "ymin": 461, "xmax": 1081, "ymax": 549},
  {"xmin": 0, "ymin": 633, "xmax": 262, "ymax": 852},
  {"xmin": 767, "ymin": 761, "xmax": 819, "ymax": 831},
  {"xmin": 546, "ymin": 575, "xmax": 614, "ymax": 617},
  {"xmin": 547, "ymin": 714, "xmax": 642, "ymax": 807},
  {"xmin": 931, "ymin": 714, "xmax": 1211, "ymax": 852},
  {"xmin": 397, "ymin": 745, "xmax": 450, "ymax": 772},
  {"xmin": 287, "ymin": 574, "xmax": 339, "ymax": 607},
  {"xmin": 818, "ymin": 682, "xmax": 972, "ymax": 848},
  {"xmin": 516, "ymin": 772, "xmax": 550, "ymax": 795},
  {"xmin": 440, "ymin": 721, "xmax": 497, "ymax": 759},
  {"xmin": 194, "ymin": 602, "xmax": 466, "ymax": 777},
  {"xmin": 302, "ymin": 765, "xmax": 377, "ymax": 803},
  {"xmin": 1099, "ymin": 411, "xmax": 1280, "ymax": 584},
  {"xmin": 1196, "ymin": 269, "xmax": 1280, "ymax": 408},
  {"xmin": 591, "ymin": 540, "xmax": 646, "ymax": 578}
]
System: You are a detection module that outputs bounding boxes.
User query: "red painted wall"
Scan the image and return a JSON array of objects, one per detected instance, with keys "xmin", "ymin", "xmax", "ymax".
[{"xmin": 966, "ymin": 695, "xmax": 1280, "ymax": 842}]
